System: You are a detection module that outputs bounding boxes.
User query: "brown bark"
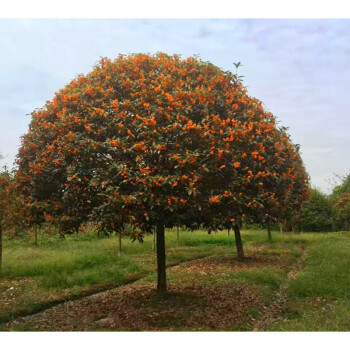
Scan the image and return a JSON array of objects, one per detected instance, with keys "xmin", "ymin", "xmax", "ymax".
[
  {"xmin": 267, "ymin": 222, "xmax": 272, "ymax": 242},
  {"xmin": 233, "ymin": 223, "xmax": 244, "ymax": 260},
  {"xmin": 34, "ymin": 224, "xmax": 38, "ymax": 246},
  {"xmin": 156, "ymin": 220, "xmax": 166, "ymax": 295}
]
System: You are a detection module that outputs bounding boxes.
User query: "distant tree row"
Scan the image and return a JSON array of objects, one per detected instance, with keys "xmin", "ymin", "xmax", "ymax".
[{"xmin": 281, "ymin": 174, "xmax": 350, "ymax": 233}]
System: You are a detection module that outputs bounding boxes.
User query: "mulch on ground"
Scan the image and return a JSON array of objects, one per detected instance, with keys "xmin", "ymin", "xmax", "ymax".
[{"xmin": 5, "ymin": 279, "xmax": 265, "ymax": 331}]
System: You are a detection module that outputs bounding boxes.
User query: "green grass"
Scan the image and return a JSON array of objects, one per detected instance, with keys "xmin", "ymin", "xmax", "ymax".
[
  {"xmin": 0, "ymin": 227, "xmax": 265, "ymax": 286},
  {"xmin": 289, "ymin": 234, "xmax": 350, "ymax": 298},
  {"xmin": 1, "ymin": 237, "xmax": 144, "ymax": 288},
  {"xmin": 273, "ymin": 298, "xmax": 350, "ymax": 331},
  {"xmin": 229, "ymin": 268, "xmax": 286, "ymax": 289},
  {"xmin": 267, "ymin": 232, "xmax": 350, "ymax": 331},
  {"xmin": 2, "ymin": 228, "xmax": 350, "ymax": 330},
  {"xmin": 0, "ymin": 228, "xmax": 240, "ymax": 323}
]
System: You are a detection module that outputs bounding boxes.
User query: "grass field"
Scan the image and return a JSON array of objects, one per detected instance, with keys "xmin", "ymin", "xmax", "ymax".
[{"xmin": 1, "ymin": 228, "xmax": 350, "ymax": 331}]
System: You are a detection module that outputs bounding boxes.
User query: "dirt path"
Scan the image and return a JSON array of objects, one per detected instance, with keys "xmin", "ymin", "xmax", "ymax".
[{"xmin": 253, "ymin": 247, "xmax": 308, "ymax": 330}]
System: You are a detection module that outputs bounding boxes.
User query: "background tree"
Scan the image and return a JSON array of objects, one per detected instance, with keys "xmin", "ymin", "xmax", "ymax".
[
  {"xmin": 334, "ymin": 192, "xmax": 350, "ymax": 231},
  {"xmin": 243, "ymin": 129, "xmax": 310, "ymax": 240},
  {"xmin": 0, "ymin": 166, "xmax": 26, "ymax": 271},
  {"xmin": 0, "ymin": 154, "xmax": 7, "ymax": 271},
  {"xmin": 331, "ymin": 173, "xmax": 350, "ymax": 231},
  {"xmin": 332, "ymin": 173, "xmax": 350, "ymax": 197},
  {"xmin": 17, "ymin": 53, "xmax": 308, "ymax": 295},
  {"xmin": 299, "ymin": 188, "xmax": 333, "ymax": 232},
  {"xmin": 275, "ymin": 144, "xmax": 310, "ymax": 234}
]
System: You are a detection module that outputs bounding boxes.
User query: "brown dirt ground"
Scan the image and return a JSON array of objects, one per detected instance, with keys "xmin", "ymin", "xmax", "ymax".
[{"xmin": 4, "ymin": 281, "xmax": 264, "ymax": 331}]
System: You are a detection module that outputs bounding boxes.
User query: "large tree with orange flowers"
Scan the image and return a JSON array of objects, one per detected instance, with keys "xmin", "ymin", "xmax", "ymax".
[
  {"xmin": 16, "ymin": 53, "xmax": 309, "ymax": 295},
  {"xmin": 253, "ymin": 133, "xmax": 310, "ymax": 239}
]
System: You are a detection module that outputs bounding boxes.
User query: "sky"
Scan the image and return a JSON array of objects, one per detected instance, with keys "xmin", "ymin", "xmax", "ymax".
[{"xmin": 0, "ymin": 18, "xmax": 349, "ymax": 193}]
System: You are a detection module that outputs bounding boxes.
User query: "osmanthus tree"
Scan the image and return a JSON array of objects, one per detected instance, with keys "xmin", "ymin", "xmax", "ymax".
[
  {"xmin": 17, "ymin": 53, "xmax": 305, "ymax": 295},
  {"xmin": 260, "ymin": 139, "xmax": 310, "ymax": 238},
  {"xmin": 231, "ymin": 126, "xmax": 310, "ymax": 240},
  {"xmin": 281, "ymin": 154, "xmax": 310, "ymax": 233},
  {"xmin": 0, "ymin": 168, "xmax": 25, "ymax": 271},
  {"xmin": 0, "ymin": 169, "xmax": 11, "ymax": 271}
]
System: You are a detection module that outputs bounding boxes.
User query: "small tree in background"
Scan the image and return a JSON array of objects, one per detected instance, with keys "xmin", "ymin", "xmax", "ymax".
[
  {"xmin": 300, "ymin": 188, "xmax": 333, "ymax": 232},
  {"xmin": 332, "ymin": 173, "xmax": 350, "ymax": 197},
  {"xmin": 16, "ymin": 53, "xmax": 308, "ymax": 295},
  {"xmin": 334, "ymin": 193, "xmax": 350, "ymax": 231},
  {"xmin": 331, "ymin": 173, "xmax": 350, "ymax": 231},
  {"xmin": 0, "ymin": 167, "xmax": 26, "ymax": 271}
]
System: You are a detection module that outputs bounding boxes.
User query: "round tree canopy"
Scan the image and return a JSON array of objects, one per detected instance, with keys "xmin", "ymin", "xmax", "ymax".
[{"xmin": 17, "ymin": 53, "xmax": 309, "ymax": 237}]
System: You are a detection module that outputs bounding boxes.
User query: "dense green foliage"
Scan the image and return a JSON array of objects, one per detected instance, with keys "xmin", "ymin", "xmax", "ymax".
[
  {"xmin": 333, "ymin": 174, "xmax": 350, "ymax": 198},
  {"xmin": 299, "ymin": 188, "xmax": 333, "ymax": 232}
]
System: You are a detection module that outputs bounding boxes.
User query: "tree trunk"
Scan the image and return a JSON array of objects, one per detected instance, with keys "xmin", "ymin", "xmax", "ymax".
[
  {"xmin": 279, "ymin": 222, "xmax": 283, "ymax": 234},
  {"xmin": 118, "ymin": 231, "xmax": 122, "ymax": 256},
  {"xmin": 292, "ymin": 224, "xmax": 295, "ymax": 234},
  {"xmin": 267, "ymin": 223, "xmax": 272, "ymax": 242},
  {"xmin": 152, "ymin": 228, "xmax": 156, "ymax": 252},
  {"xmin": 176, "ymin": 226, "xmax": 180, "ymax": 246},
  {"xmin": 0, "ymin": 225, "xmax": 2, "ymax": 273},
  {"xmin": 227, "ymin": 228, "xmax": 230, "ymax": 237},
  {"xmin": 34, "ymin": 224, "xmax": 38, "ymax": 246},
  {"xmin": 233, "ymin": 224, "xmax": 244, "ymax": 260},
  {"xmin": 156, "ymin": 220, "xmax": 166, "ymax": 296}
]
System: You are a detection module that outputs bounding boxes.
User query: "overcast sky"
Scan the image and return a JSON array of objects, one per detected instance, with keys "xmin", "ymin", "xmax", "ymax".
[{"xmin": 1, "ymin": 19, "xmax": 349, "ymax": 193}]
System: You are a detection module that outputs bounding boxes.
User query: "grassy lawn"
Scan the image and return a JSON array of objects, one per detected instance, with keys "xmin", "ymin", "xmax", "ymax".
[
  {"xmin": 0, "ymin": 228, "xmax": 237, "ymax": 324},
  {"xmin": 268, "ymin": 233, "xmax": 350, "ymax": 331},
  {"xmin": 1, "ymin": 228, "xmax": 350, "ymax": 331}
]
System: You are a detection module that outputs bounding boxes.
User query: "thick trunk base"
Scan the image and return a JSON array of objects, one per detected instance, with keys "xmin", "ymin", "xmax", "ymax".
[
  {"xmin": 34, "ymin": 225, "xmax": 38, "ymax": 246},
  {"xmin": 156, "ymin": 221, "xmax": 166, "ymax": 295},
  {"xmin": 233, "ymin": 224, "xmax": 244, "ymax": 260},
  {"xmin": 267, "ymin": 224, "xmax": 272, "ymax": 242}
]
